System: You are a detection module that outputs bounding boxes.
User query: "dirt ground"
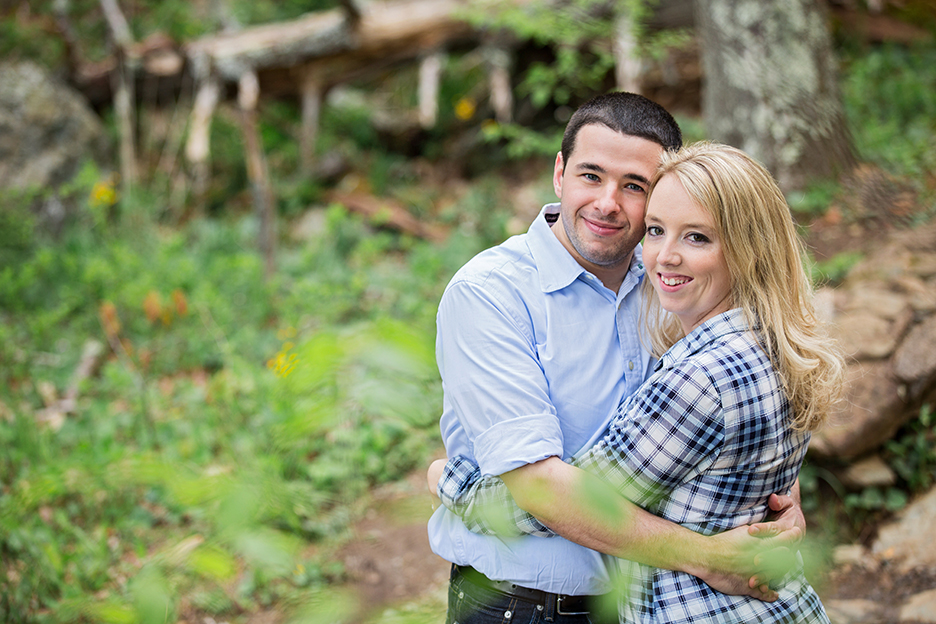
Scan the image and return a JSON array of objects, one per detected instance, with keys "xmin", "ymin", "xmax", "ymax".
[{"xmin": 334, "ymin": 469, "xmax": 450, "ymax": 622}]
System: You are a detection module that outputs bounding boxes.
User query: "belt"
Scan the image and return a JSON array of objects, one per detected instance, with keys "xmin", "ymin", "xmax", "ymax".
[{"xmin": 453, "ymin": 565, "xmax": 596, "ymax": 615}]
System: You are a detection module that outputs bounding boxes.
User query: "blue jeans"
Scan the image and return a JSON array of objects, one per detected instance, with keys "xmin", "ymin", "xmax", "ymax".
[{"xmin": 445, "ymin": 566, "xmax": 616, "ymax": 624}]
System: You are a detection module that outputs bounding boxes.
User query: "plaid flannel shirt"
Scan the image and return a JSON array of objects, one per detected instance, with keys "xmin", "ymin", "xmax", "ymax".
[{"xmin": 437, "ymin": 309, "xmax": 829, "ymax": 623}]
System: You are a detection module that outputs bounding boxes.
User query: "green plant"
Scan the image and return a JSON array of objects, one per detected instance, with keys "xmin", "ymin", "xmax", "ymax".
[
  {"xmin": 0, "ymin": 179, "xmax": 458, "ymax": 621},
  {"xmin": 787, "ymin": 179, "xmax": 841, "ymax": 217},
  {"xmin": 885, "ymin": 403, "xmax": 936, "ymax": 492},
  {"xmin": 843, "ymin": 486, "xmax": 908, "ymax": 514},
  {"xmin": 842, "ymin": 42, "xmax": 936, "ymax": 182},
  {"xmin": 808, "ymin": 250, "xmax": 864, "ymax": 287}
]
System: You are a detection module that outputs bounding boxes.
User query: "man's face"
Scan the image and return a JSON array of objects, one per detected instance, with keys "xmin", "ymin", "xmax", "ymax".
[{"xmin": 552, "ymin": 124, "xmax": 664, "ymax": 285}]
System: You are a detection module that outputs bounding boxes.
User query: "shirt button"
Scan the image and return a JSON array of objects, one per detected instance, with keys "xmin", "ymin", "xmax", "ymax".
[
  {"xmin": 628, "ymin": 361, "xmax": 635, "ymax": 371},
  {"xmin": 505, "ymin": 610, "xmax": 513, "ymax": 619},
  {"xmin": 537, "ymin": 605, "xmax": 544, "ymax": 611},
  {"xmin": 458, "ymin": 591, "xmax": 464, "ymax": 599}
]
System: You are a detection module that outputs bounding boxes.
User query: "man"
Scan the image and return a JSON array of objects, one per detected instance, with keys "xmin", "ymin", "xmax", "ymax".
[{"xmin": 429, "ymin": 92, "xmax": 802, "ymax": 624}]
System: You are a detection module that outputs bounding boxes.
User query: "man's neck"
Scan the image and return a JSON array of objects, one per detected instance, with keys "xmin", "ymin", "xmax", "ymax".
[{"xmin": 547, "ymin": 213, "xmax": 632, "ymax": 294}]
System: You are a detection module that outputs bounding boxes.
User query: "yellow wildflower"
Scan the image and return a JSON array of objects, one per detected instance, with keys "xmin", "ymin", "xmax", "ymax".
[{"xmin": 455, "ymin": 97, "xmax": 476, "ymax": 121}]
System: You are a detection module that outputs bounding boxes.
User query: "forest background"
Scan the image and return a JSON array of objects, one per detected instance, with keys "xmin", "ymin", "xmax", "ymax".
[{"xmin": 2, "ymin": 0, "xmax": 936, "ymax": 623}]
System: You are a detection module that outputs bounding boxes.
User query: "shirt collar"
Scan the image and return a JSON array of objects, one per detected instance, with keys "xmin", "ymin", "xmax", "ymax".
[
  {"xmin": 527, "ymin": 203, "xmax": 646, "ymax": 294},
  {"xmin": 658, "ymin": 308, "xmax": 750, "ymax": 371}
]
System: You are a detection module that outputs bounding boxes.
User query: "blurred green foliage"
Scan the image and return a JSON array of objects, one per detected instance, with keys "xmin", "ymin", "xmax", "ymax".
[
  {"xmin": 0, "ymin": 163, "xmax": 487, "ymax": 621},
  {"xmin": 885, "ymin": 404, "xmax": 936, "ymax": 493},
  {"xmin": 842, "ymin": 42, "xmax": 936, "ymax": 182},
  {"xmin": 808, "ymin": 250, "xmax": 865, "ymax": 287}
]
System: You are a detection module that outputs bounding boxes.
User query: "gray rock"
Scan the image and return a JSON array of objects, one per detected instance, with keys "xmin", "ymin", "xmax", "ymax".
[
  {"xmin": 893, "ymin": 314, "xmax": 936, "ymax": 385},
  {"xmin": 0, "ymin": 60, "xmax": 110, "ymax": 191},
  {"xmin": 840, "ymin": 455, "xmax": 897, "ymax": 490},
  {"xmin": 811, "ymin": 220, "xmax": 936, "ymax": 459},
  {"xmin": 834, "ymin": 312, "xmax": 902, "ymax": 360},
  {"xmin": 290, "ymin": 207, "xmax": 329, "ymax": 242},
  {"xmin": 832, "ymin": 544, "xmax": 870, "ymax": 567},
  {"xmin": 908, "ymin": 253, "xmax": 936, "ymax": 280},
  {"xmin": 841, "ymin": 285, "xmax": 911, "ymax": 321},
  {"xmin": 873, "ymin": 486, "xmax": 936, "ymax": 573},
  {"xmin": 811, "ymin": 361, "xmax": 911, "ymax": 459},
  {"xmin": 895, "ymin": 274, "xmax": 936, "ymax": 314},
  {"xmin": 899, "ymin": 588, "xmax": 936, "ymax": 623},
  {"xmin": 823, "ymin": 598, "xmax": 886, "ymax": 624}
]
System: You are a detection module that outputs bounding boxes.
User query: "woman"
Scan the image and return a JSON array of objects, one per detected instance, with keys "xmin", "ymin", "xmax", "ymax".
[{"xmin": 432, "ymin": 142, "xmax": 844, "ymax": 623}]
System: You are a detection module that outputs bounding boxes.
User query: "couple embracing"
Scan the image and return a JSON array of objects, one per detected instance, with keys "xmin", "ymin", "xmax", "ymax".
[{"xmin": 427, "ymin": 93, "xmax": 843, "ymax": 624}]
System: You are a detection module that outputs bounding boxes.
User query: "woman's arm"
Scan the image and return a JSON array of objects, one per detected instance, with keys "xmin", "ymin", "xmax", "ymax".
[
  {"xmin": 433, "ymin": 361, "xmax": 803, "ymax": 599},
  {"xmin": 433, "ymin": 453, "xmax": 790, "ymax": 599}
]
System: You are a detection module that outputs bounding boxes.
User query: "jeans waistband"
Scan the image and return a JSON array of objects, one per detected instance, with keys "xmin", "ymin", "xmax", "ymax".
[{"xmin": 452, "ymin": 564, "xmax": 596, "ymax": 615}]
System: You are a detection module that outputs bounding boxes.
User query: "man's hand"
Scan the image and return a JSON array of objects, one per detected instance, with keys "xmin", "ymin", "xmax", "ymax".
[{"xmin": 427, "ymin": 459, "xmax": 446, "ymax": 504}]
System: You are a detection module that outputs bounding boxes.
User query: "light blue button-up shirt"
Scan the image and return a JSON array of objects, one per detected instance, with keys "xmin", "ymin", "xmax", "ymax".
[{"xmin": 428, "ymin": 203, "xmax": 654, "ymax": 595}]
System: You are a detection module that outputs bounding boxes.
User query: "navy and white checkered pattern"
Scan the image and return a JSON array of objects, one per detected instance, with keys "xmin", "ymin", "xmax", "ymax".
[{"xmin": 437, "ymin": 309, "xmax": 829, "ymax": 623}]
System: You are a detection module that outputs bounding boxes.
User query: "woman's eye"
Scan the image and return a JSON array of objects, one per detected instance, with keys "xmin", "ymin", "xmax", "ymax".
[
  {"xmin": 646, "ymin": 225, "xmax": 662, "ymax": 236},
  {"xmin": 688, "ymin": 233, "xmax": 710, "ymax": 243}
]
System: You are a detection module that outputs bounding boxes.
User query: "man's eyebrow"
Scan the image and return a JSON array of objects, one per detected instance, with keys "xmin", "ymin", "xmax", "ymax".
[
  {"xmin": 574, "ymin": 162, "xmax": 650, "ymax": 185},
  {"xmin": 575, "ymin": 162, "xmax": 606, "ymax": 174}
]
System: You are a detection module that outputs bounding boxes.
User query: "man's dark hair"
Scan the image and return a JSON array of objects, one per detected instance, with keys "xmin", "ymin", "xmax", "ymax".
[{"xmin": 560, "ymin": 92, "xmax": 683, "ymax": 169}]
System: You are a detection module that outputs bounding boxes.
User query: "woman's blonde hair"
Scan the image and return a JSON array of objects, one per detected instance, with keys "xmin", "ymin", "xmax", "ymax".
[{"xmin": 641, "ymin": 142, "xmax": 844, "ymax": 431}]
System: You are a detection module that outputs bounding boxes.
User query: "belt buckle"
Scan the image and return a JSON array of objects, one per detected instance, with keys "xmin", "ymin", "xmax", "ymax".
[{"xmin": 556, "ymin": 595, "xmax": 589, "ymax": 616}]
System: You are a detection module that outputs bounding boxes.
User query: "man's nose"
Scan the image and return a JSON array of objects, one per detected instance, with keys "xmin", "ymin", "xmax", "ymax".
[{"xmin": 593, "ymin": 185, "xmax": 621, "ymax": 215}]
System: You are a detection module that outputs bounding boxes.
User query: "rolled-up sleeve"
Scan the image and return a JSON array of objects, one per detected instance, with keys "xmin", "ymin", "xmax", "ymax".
[{"xmin": 437, "ymin": 279, "xmax": 563, "ymax": 476}]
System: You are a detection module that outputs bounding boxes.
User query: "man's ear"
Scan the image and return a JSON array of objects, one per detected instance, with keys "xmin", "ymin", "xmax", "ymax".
[{"xmin": 553, "ymin": 152, "xmax": 564, "ymax": 199}]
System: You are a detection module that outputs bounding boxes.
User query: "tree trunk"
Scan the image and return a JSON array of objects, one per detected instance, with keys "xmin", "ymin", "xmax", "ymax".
[{"xmin": 695, "ymin": 0, "xmax": 855, "ymax": 193}]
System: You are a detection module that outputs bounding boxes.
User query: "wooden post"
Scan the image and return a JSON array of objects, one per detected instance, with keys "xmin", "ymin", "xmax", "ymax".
[
  {"xmin": 238, "ymin": 70, "xmax": 276, "ymax": 279},
  {"xmin": 300, "ymin": 68, "xmax": 323, "ymax": 176},
  {"xmin": 418, "ymin": 51, "xmax": 444, "ymax": 129},
  {"xmin": 485, "ymin": 44, "xmax": 513, "ymax": 124},
  {"xmin": 185, "ymin": 66, "xmax": 220, "ymax": 213},
  {"xmin": 613, "ymin": 10, "xmax": 643, "ymax": 94},
  {"xmin": 100, "ymin": 0, "xmax": 137, "ymax": 192}
]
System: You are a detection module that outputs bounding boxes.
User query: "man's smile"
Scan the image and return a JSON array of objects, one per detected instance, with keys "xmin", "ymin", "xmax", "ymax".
[{"xmin": 582, "ymin": 217, "xmax": 623, "ymax": 236}]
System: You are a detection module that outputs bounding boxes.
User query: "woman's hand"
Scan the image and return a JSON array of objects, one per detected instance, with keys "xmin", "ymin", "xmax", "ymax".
[{"xmin": 686, "ymin": 524, "xmax": 800, "ymax": 602}]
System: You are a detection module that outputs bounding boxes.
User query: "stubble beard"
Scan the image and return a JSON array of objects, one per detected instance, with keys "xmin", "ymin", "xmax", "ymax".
[{"xmin": 562, "ymin": 211, "xmax": 639, "ymax": 269}]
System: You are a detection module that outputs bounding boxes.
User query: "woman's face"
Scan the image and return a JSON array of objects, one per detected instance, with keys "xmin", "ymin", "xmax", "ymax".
[{"xmin": 643, "ymin": 174, "xmax": 733, "ymax": 335}]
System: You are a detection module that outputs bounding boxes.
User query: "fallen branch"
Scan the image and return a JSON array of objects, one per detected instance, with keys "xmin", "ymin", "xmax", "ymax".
[
  {"xmin": 327, "ymin": 190, "xmax": 449, "ymax": 243},
  {"xmin": 35, "ymin": 339, "xmax": 106, "ymax": 430}
]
